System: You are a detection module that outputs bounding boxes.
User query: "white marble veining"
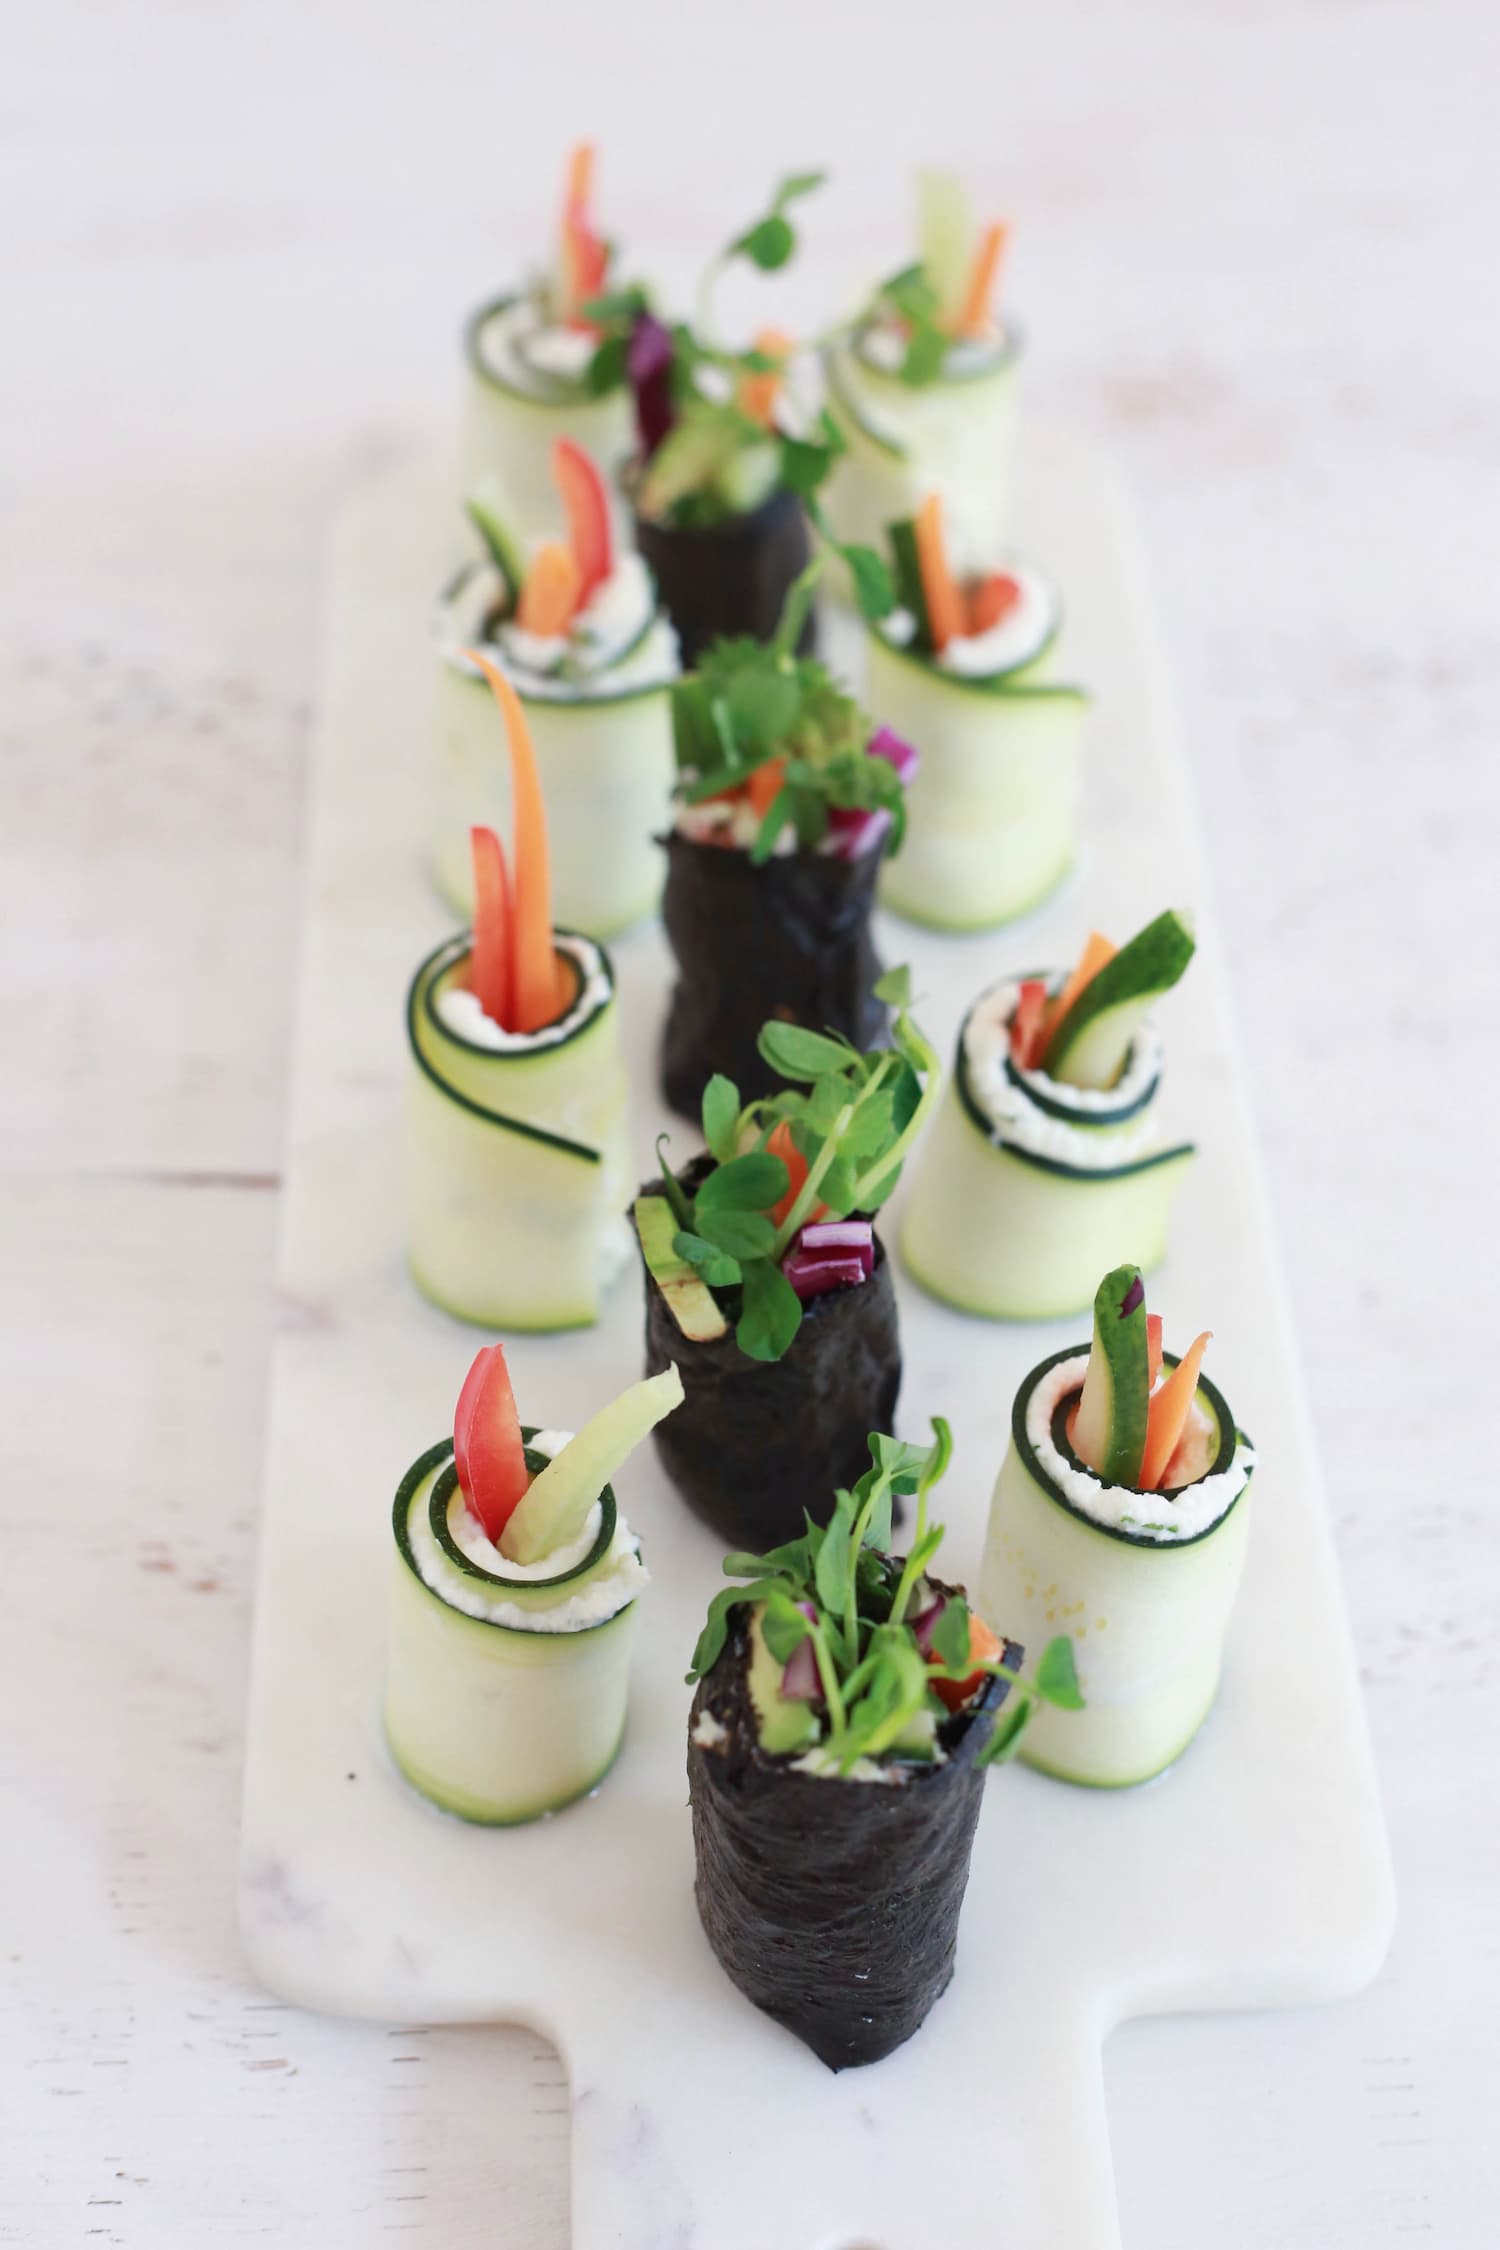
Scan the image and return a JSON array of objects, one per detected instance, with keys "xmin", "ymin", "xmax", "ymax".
[{"xmin": 4, "ymin": 4, "xmax": 1495, "ymax": 2246}]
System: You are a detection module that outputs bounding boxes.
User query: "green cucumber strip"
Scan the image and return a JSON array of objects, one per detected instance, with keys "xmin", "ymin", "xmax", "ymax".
[
  {"xmin": 638, "ymin": 415, "xmax": 745, "ymax": 518},
  {"xmin": 634, "ymin": 1194, "xmax": 727, "ymax": 1343},
  {"xmin": 745, "ymin": 1605, "xmax": 820, "ymax": 1754},
  {"xmin": 714, "ymin": 439, "xmax": 780, "ymax": 518},
  {"xmin": 887, "ymin": 518, "xmax": 934, "ymax": 650},
  {"xmin": 916, "ymin": 168, "xmax": 975, "ymax": 328},
  {"xmin": 1044, "ymin": 911, "xmax": 1196, "ymax": 1090},
  {"xmin": 464, "ymin": 495, "xmax": 527, "ymax": 611},
  {"xmin": 1073, "ymin": 1265, "xmax": 1150, "ymax": 1487},
  {"xmin": 500, "ymin": 1365, "xmax": 686, "ymax": 1566}
]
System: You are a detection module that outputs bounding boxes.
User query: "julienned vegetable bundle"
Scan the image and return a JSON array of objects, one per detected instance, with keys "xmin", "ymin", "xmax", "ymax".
[{"xmin": 372, "ymin": 146, "xmax": 1257, "ymax": 2073}]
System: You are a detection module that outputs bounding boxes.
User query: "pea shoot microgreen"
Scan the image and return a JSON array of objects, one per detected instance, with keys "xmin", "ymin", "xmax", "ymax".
[
  {"xmin": 687, "ymin": 1419, "xmax": 1083, "ymax": 1771},
  {"xmin": 653, "ymin": 968, "xmax": 939, "ymax": 1362}
]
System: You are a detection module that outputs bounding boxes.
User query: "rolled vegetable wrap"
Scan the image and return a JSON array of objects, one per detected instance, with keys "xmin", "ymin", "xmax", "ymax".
[
  {"xmin": 659, "ymin": 566, "xmax": 912, "ymax": 1117},
  {"xmin": 633, "ymin": 483, "xmax": 813, "ymax": 670},
  {"xmin": 386, "ymin": 1351, "xmax": 683, "ymax": 1822},
  {"xmin": 821, "ymin": 173, "xmax": 1023, "ymax": 571},
  {"xmin": 685, "ymin": 1422, "xmax": 1078, "ymax": 2067},
  {"xmin": 980, "ymin": 1268, "xmax": 1254, "ymax": 1788},
  {"xmin": 637, "ymin": 977, "xmax": 939, "ymax": 1549},
  {"xmin": 406, "ymin": 929, "xmax": 629, "ymax": 1330},
  {"xmin": 901, "ymin": 914, "xmax": 1197, "ymax": 1320},
  {"xmin": 458, "ymin": 145, "xmax": 637, "ymax": 544},
  {"xmin": 867, "ymin": 496, "xmax": 1088, "ymax": 930},
  {"xmin": 432, "ymin": 442, "xmax": 678, "ymax": 937}
]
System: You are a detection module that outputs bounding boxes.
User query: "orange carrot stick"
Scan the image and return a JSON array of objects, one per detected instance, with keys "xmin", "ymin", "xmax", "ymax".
[
  {"xmin": 469, "ymin": 824, "xmax": 513, "ymax": 1029},
  {"xmin": 956, "ymin": 221, "xmax": 1008, "ymax": 338},
  {"xmin": 1146, "ymin": 1312, "xmax": 1164, "ymax": 1390},
  {"xmin": 766, "ymin": 1118, "xmax": 828, "ymax": 1231},
  {"xmin": 517, "ymin": 541, "xmax": 582, "ymax": 637},
  {"xmin": 464, "ymin": 652, "xmax": 563, "ymax": 1033},
  {"xmin": 1141, "ymin": 1331, "xmax": 1212, "ymax": 1490},
  {"xmin": 563, "ymin": 142, "xmax": 595, "ymax": 218},
  {"xmin": 913, "ymin": 493, "xmax": 966, "ymax": 653},
  {"xmin": 1041, "ymin": 931, "xmax": 1117, "ymax": 1046},
  {"xmin": 737, "ymin": 327, "xmax": 795, "ymax": 429},
  {"xmin": 745, "ymin": 756, "xmax": 786, "ymax": 820}
]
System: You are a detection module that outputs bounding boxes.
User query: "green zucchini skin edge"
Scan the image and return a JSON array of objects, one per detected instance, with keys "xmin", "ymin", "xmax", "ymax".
[
  {"xmin": 953, "ymin": 1025, "xmax": 1194, "ymax": 1182},
  {"xmin": 384, "ymin": 1723, "xmax": 626, "ymax": 1825},
  {"xmin": 438, "ymin": 559, "xmax": 674, "ymax": 711},
  {"xmin": 390, "ymin": 1436, "xmax": 635, "ymax": 1635},
  {"xmin": 991, "ymin": 975, "xmax": 1162, "ymax": 1125},
  {"xmin": 429, "ymin": 1453, "xmax": 618, "ymax": 1591},
  {"xmin": 463, "ymin": 291, "xmax": 622, "ymax": 408},
  {"xmin": 868, "ymin": 619, "xmax": 1082, "ymax": 699},
  {"xmin": 406, "ymin": 931, "xmax": 612, "ymax": 1166},
  {"xmin": 1013, "ymin": 1343, "xmax": 1251, "ymax": 1554}
]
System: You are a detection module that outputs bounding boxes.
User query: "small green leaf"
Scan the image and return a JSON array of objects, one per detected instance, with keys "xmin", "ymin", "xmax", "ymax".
[
  {"xmin": 816, "ymin": 1156, "xmax": 860, "ymax": 1216},
  {"xmin": 772, "ymin": 169, "xmax": 826, "ymax": 212},
  {"xmin": 930, "ymin": 1597, "xmax": 971, "ymax": 1673},
  {"xmin": 696, "ymin": 1150, "xmax": 788, "ymax": 1212},
  {"xmin": 814, "ymin": 1500, "xmax": 854, "ymax": 1614},
  {"xmin": 778, "ymin": 433, "xmax": 833, "ymax": 497},
  {"xmin": 692, "ymin": 1207, "xmax": 776, "ymax": 1261},
  {"xmin": 901, "ymin": 324, "xmax": 948, "ymax": 386},
  {"xmin": 761, "ymin": 1585, "xmax": 813, "ymax": 1662},
  {"xmin": 656, "ymin": 1136, "xmax": 692, "ymax": 1228},
  {"xmin": 687, "ymin": 1580, "xmax": 779, "ymax": 1681},
  {"xmin": 733, "ymin": 213, "xmax": 795, "ymax": 270},
  {"xmin": 585, "ymin": 332, "xmax": 628, "ymax": 397},
  {"xmin": 726, "ymin": 666, "xmax": 800, "ymax": 747},
  {"xmin": 873, "ymin": 965, "xmax": 912, "ymax": 1008},
  {"xmin": 671, "ymin": 1231, "xmax": 743, "ymax": 1288},
  {"xmin": 701, "ymin": 1074, "xmax": 741, "ymax": 1164},
  {"xmin": 735, "ymin": 1257, "xmax": 804, "ymax": 1362},
  {"xmin": 978, "ymin": 1695, "xmax": 1033, "ymax": 1768},
  {"xmin": 1036, "ymin": 1635, "xmax": 1084, "ymax": 1710},
  {"xmin": 757, "ymin": 1022, "xmax": 858, "ymax": 1082},
  {"xmin": 858, "ymin": 1162, "xmax": 901, "ymax": 1212}
]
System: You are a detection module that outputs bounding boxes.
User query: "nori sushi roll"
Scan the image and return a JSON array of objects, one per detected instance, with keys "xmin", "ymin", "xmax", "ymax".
[
  {"xmin": 634, "ymin": 483, "xmax": 813, "ymax": 670},
  {"xmin": 684, "ymin": 1423, "xmax": 1081, "ymax": 2067},
  {"xmin": 643, "ymin": 1156, "xmax": 902, "ymax": 1549},
  {"xmin": 658, "ymin": 570, "xmax": 915, "ymax": 1119},
  {"xmin": 634, "ymin": 974, "xmax": 940, "ymax": 1549}
]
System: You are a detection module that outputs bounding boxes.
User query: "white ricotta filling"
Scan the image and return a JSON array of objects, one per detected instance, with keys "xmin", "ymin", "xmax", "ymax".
[
  {"xmin": 874, "ymin": 560, "xmax": 1058, "ymax": 679},
  {"xmin": 438, "ymin": 555, "xmax": 679, "ymax": 702},
  {"xmin": 672, "ymin": 796, "xmax": 798, "ymax": 856},
  {"xmin": 1026, "ymin": 1351, "xmax": 1254, "ymax": 1543},
  {"xmin": 691, "ymin": 1711, "xmax": 729, "ymax": 1750},
  {"xmin": 856, "ymin": 315, "xmax": 1011, "ymax": 383},
  {"xmin": 962, "ymin": 978, "xmax": 1164, "ymax": 1169},
  {"xmin": 475, "ymin": 296, "xmax": 596, "ymax": 394},
  {"xmin": 435, "ymin": 932, "xmax": 611, "ymax": 1054},
  {"xmin": 411, "ymin": 1430, "xmax": 649, "ymax": 1631}
]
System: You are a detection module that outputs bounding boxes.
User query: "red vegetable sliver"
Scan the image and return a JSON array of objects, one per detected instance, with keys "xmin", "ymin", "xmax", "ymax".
[
  {"xmin": 1009, "ymin": 979, "xmax": 1048, "ymax": 1068},
  {"xmin": 469, "ymin": 825, "xmax": 513, "ymax": 1029},
  {"xmin": 825, "ymin": 805, "xmax": 893, "ymax": 862},
  {"xmin": 1146, "ymin": 1313, "xmax": 1164, "ymax": 1389},
  {"xmin": 780, "ymin": 1638, "xmax": 821, "ymax": 1703},
  {"xmin": 783, "ymin": 1250, "xmax": 867, "ymax": 1301},
  {"xmin": 552, "ymin": 437, "xmax": 613, "ymax": 601},
  {"xmin": 457, "ymin": 1340, "xmax": 529, "ymax": 1543},
  {"xmin": 767, "ymin": 1118, "xmax": 825, "ymax": 1230},
  {"xmin": 798, "ymin": 1221, "xmax": 874, "ymax": 1277},
  {"xmin": 931, "ymin": 1612, "xmax": 1003, "ymax": 1712},
  {"xmin": 867, "ymin": 725, "xmax": 920, "ymax": 787}
]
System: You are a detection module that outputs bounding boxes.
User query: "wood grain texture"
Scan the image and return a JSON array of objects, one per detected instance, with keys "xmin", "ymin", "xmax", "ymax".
[{"xmin": 3, "ymin": 0, "xmax": 1494, "ymax": 2242}]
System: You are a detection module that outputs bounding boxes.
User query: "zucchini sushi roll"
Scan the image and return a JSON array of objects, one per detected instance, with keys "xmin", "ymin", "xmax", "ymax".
[
  {"xmin": 659, "ymin": 564, "xmax": 914, "ymax": 1117},
  {"xmin": 460, "ymin": 144, "xmax": 639, "ymax": 545},
  {"xmin": 865, "ymin": 495, "xmax": 1089, "ymax": 929},
  {"xmin": 822, "ymin": 171, "xmax": 1022, "ymax": 570},
  {"xmin": 686, "ymin": 1421, "xmax": 1080, "ymax": 2067},
  {"xmin": 635, "ymin": 970, "xmax": 938, "ymax": 1550},
  {"xmin": 407, "ymin": 660, "xmax": 631, "ymax": 1331},
  {"xmin": 386, "ymin": 1342, "xmax": 683, "ymax": 1822},
  {"xmin": 980, "ymin": 1266, "xmax": 1254, "ymax": 1788},
  {"xmin": 624, "ymin": 175, "xmax": 838, "ymax": 665},
  {"xmin": 433, "ymin": 439, "xmax": 679, "ymax": 936},
  {"xmin": 902, "ymin": 911, "xmax": 1197, "ymax": 1321}
]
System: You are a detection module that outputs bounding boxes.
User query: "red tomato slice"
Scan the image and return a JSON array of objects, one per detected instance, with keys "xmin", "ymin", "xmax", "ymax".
[
  {"xmin": 452, "ymin": 1342, "xmax": 528, "ymax": 1541},
  {"xmin": 931, "ymin": 1613, "xmax": 1004, "ymax": 1711},
  {"xmin": 967, "ymin": 571, "xmax": 1023, "ymax": 635}
]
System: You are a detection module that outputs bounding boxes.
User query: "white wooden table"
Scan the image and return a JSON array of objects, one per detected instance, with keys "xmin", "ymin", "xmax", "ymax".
[{"xmin": 4, "ymin": 4, "xmax": 1493, "ymax": 2242}]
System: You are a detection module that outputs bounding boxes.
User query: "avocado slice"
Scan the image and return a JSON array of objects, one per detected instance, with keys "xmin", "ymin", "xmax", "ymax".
[
  {"xmin": 1043, "ymin": 909, "xmax": 1196, "ymax": 1090},
  {"xmin": 500, "ymin": 1364, "xmax": 685, "ymax": 1566},
  {"xmin": 464, "ymin": 494, "xmax": 527, "ymax": 614},
  {"xmin": 1073, "ymin": 1264, "xmax": 1151, "ymax": 1487},
  {"xmin": 887, "ymin": 517, "xmax": 935, "ymax": 652},
  {"xmin": 746, "ymin": 1605, "xmax": 821, "ymax": 1754},
  {"xmin": 637, "ymin": 414, "xmax": 746, "ymax": 519},
  {"xmin": 634, "ymin": 1195, "xmax": 728, "ymax": 1344}
]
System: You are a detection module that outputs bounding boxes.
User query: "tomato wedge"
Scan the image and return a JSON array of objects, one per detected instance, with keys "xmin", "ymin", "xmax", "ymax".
[
  {"xmin": 1009, "ymin": 978, "xmax": 1048, "ymax": 1069},
  {"xmin": 453, "ymin": 1342, "xmax": 529, "ymax": 1542}
]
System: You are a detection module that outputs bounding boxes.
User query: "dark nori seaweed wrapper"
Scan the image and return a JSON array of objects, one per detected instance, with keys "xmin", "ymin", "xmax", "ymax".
[
  {"xmin": 633, "ymin": 483, "xmax": 815, "ymax": 670},
  {"xmin": 688, "ymin": 1603, "xmax": 1022, "ymax": 2070},
  {"xmin": 658, "ymin": 834, "xmax": 888, "ymax": 1119},
  {"xmin": 640, "ymin": 1156, "xmax": 901, "ymax": 1551}
]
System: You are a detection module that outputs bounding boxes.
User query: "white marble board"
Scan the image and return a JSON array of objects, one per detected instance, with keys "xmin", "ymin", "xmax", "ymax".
[{"xmin": 239, "ymin": 431, "xmax": 1395, "ymax": 2250}]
